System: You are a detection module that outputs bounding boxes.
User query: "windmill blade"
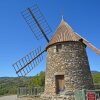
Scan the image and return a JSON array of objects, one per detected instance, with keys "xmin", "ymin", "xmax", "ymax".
[
  {"xmin": 83, "ymin": 39, "xmax": 100, "ymax": 55},
  {"xmin": 12, "ymin": 46, "xmax": 45, "ymax": 76},
  {"xmin": 75, "ymin": 32, "xmax": 100, "ymax": 55},
  {"xmin": 21, "ymin": 4, "xmax": 51, "ymax": 42}
]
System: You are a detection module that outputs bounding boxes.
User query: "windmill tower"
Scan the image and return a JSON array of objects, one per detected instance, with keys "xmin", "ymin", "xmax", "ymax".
[{"xmin": 13, "ymin": 5, "xmax": 100, "ymax": 100}]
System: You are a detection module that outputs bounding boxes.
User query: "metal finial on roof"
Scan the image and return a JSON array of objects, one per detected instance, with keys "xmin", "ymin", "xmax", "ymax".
[{"xmin": 61, "ymin": 15, "xmax": 65, "ymax": 22}]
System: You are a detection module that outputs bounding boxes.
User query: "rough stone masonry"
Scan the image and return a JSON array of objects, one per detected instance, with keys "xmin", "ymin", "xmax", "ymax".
[{"xmin": 44, "ymin": 42, "xmax": 94, "ymax": 100}]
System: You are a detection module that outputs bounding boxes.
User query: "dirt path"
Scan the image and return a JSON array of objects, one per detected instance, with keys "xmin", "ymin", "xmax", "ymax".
[
  {"xmin": 0, "ymin": 95, "xmax": 17, "ymax": 100},
  {"xmin": 0, "ymin": 95, "xmax": 41, "ymax": 100}
]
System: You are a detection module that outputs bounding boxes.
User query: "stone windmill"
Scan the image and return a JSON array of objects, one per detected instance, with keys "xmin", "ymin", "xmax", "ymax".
[{"xmin": 13, "ymin": 5, "xmax": 100, "ymax": 99}]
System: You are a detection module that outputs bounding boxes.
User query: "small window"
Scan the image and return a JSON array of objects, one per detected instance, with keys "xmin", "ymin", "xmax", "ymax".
[{"xmin": 56, "ymin": 44, "xmax": 62, "ymax": 52}]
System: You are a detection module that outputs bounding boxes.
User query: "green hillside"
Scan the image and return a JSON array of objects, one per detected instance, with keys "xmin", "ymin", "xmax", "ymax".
[{"xmin": 0, "ymin": 71, "xmax": 45, "ymax": 96}]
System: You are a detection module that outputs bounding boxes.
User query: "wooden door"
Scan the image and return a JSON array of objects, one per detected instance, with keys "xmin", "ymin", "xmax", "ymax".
[{"xmin": 56, "ymin": 75, "xmax": 64, "ymax": 94}]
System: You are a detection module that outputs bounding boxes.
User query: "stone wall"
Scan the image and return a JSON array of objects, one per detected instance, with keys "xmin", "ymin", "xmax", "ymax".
[{"xmin": 44, "ymin": 41, "xmax": 94, "ymax": 100}]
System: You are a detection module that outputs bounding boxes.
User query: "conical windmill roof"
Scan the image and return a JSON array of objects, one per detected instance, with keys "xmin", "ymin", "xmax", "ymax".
[
  {"xmin": 47, "ymin": 18, "xmax": 81, "ymax": 46},
  {"xmin": 47, "ymin": 18, "xmax": 100, "ymax": 56}
]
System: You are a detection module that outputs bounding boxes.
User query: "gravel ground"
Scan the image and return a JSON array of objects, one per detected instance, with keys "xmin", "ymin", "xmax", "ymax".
[
  {"xmin": 0, "ymin": 95, "xmax": 41, "ymax": 100},
  {"xmin": 0, "ymin": 95, "xmax": 17, "ymax": 100}
]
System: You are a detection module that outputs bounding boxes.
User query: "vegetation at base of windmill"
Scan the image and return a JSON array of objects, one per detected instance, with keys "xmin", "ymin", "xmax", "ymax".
[
  {"xmin": 28, "ymin": 71, "xmax": 45, "ymax": 89},
  {"xmin": 92, "ymin": 73, "xmax": 100, "ymax": 84},
  {"xmin": 92, "ymin": 73, "xmax": 100, "ymax": 89}
]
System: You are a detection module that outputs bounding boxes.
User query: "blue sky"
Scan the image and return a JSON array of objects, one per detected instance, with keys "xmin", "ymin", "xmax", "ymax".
[{"xmin": 0, "ymin": 0, "xmax": 100, "ymax": 77}]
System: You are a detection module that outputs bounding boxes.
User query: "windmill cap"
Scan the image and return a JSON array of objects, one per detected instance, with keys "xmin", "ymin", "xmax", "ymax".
[{"xmin": 46, "ymin": 18, "xmax": 82, "ymax": 49}]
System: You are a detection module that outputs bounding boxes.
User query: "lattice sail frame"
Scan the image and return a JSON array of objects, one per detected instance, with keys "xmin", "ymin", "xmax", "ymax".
[
  {"xmin": 21, "ymin": 4, "xmax": 52, "ymax": 40},
  {"xmin": 12, "ymin": 46, "xmax": 44, "ymax": 76}
]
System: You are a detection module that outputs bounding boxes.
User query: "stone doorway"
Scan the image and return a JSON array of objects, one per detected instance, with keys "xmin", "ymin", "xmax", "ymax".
[{"xmin": 56, "ymin": 75, "xmax": 64, "ymax": 94}]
